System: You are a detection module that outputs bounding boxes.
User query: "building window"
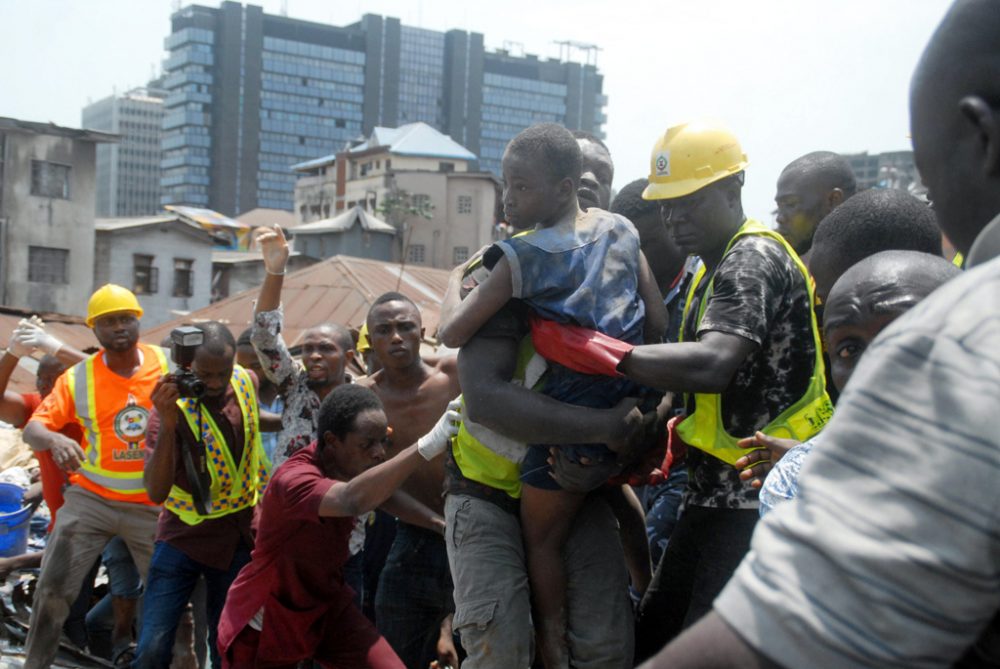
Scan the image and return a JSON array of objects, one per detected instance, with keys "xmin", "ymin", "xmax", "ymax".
[
  {"xmin": 407, "ymin": 244, "xmax": 426, "ymax": 264},
  {"xmin": 457, "ymin": 195, "xmax": 473, "ymax": 214},
  {"xmin": 439, "ymin": 162, "xmax": 455, "ymax": 173},
  {"xmin": 173, "ymin": 258, "xmax": 194, "ymax": 297},
  {"xmin": 133, "ymin": 254, "xmax": 158, "ymax": 295},
  {"xmin": 30, "ymin": 161, "xmax": 70, "ymax": 199},
  {"xmin": 27, "ymin": 246, "xmax": 68, "ymax": 284},
  {"xmin": 453, "ymin": 246, "xmax": 469, "ymax": 265}
]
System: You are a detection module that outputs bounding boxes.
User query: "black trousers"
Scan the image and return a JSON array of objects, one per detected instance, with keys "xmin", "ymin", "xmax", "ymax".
[{"xmin": 634, "ymin": 505, "xmax": 759, "ymax": 663}]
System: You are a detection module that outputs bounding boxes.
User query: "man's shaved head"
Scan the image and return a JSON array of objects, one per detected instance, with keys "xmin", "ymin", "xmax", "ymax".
[
  {"xmin": 910, "ymin": 0, "xmax": 1000, "ymax": 255},
  {"xmin": 826, "ymin": 250, "xmax": 960, "ymax": 331},
  {"xmin": 823, "ymin": 250, "xmax": 960, "ymax": 391},
  {"xmin": 305, "ymin": 323, "xmax": 354, "ymax": 353},
  {"xmin": 775, "ymin": 151, "xmax": 857, "ymax": 255}
]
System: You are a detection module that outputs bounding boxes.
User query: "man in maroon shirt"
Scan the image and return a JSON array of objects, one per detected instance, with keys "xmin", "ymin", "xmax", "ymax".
[
  {"xmin": 218, "ymin": 384, "xmax": 460, "ymax": 669},
  {"xmin": 136, "ymin": 322, "xmax": 268, "ymax": 669}
]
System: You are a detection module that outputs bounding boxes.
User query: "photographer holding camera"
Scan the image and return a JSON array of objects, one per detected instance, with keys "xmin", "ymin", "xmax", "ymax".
[{"xmin": 136, "ymin": 321, "xmax": 270, "ymax": 669}]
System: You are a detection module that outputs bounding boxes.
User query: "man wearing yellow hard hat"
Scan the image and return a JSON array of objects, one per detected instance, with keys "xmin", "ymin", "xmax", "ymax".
[
  {"xmin": 22, "ymin": 284, "xmax": 169, "ymax": 668},
  {"xmin": 610, "ymin": 122, "xmax": 831, "ymax": 660}
]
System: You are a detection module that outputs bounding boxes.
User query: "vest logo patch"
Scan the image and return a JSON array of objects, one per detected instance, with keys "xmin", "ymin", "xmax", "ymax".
[{"xmin": 114, "ymin": 395, "xmax": 149, "ymax": 444}]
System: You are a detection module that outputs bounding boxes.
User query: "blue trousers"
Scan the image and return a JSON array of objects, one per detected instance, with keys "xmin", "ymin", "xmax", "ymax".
[
  {"xmin": 374, "ymin": 522, "xmax": 453, "ymax": 669},
  {"xmin": 132, "ymin": 541, "xmax": 250, "ymax": 669}
]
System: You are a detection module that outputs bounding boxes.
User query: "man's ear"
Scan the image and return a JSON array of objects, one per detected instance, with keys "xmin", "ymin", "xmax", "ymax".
[
  {"xmin": 322, "ymin": 430, "xmax": 337, "ymax": 450},
  {"xmin": 827, "ymin": 188, "xmax": 846, "ymax": 210},
  {"xmin": 959, "ymin": 95, "xmax": 1000, "ymax": 177},
  {"xmin": 559, "ymin": 177, "xmax": 577, "ymax": 201}
]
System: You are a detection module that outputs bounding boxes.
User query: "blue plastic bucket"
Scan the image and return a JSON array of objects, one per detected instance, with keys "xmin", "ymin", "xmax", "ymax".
[{"xmin": 0, "ymin": 483, "xmax": 31, "ymax": 557}]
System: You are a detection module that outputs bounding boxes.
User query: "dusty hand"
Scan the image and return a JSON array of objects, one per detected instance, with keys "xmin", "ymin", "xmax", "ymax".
[
  {"xmin": 255, "ymin": 224, "xmax": 290, "ymax": 274},
  {"xmin": 605, "ymin": 397, "xmax": 645, "ymax": 455},
  {"xmin": 14, "ymin": 319, "xmax": 63, "ymax": 355},
  {"xmin": 417, "ymin": 397, "xmax": 463, "ymax": 460},
  {"xmin": 50, "ymin": 433, "xmax": 86, "ymax": 472},
  {"xmin": 431, "ymin": 614, "xmax": 459, "ymax": 669},
  {"xmin": 735, "ymin": 431, "xmax": 801, "ymax": 488},
  {"xmin": 151, "ymin": 376, "xmax": 180, "ymax": 425}
]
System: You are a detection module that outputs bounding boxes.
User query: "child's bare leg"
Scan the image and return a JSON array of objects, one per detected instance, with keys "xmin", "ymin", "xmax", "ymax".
[
  {"xmin": 606, "ymin": 484, "xmax": 652, "ymax": 595},
  {"xmin": 521, "ymin": 484, "xmax": 586, "ymax": 669}
]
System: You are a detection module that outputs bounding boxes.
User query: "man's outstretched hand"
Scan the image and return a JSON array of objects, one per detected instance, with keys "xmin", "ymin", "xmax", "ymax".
[{"xmin": 735, "ymin": 431, "xmax": 801, "ymax": 488}]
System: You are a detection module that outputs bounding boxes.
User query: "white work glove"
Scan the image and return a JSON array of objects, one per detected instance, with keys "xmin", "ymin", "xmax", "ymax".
[
  {"xmin": 14, "ymin": 319, "xmax": 63, "ymax": 356},
  {"xmin": 417, "ymin": 397, "xmax": 463, "ymax": 461},
  {"xmin": 5, "ymin": 321, "xmax": 34, "ymax": 358}
]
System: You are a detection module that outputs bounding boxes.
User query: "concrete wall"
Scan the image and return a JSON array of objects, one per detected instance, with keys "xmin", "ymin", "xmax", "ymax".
[
  {"xmin": 94, "ymin": 225, "xmax": 213, "ymax": 327},
  {"xmin": 218, "ymin": 254, "xmax": 317, "ymax": 300},
  {"xmin": 1, "ymin": 132, "xmax": 97, "ymax": 316},
  {"xmin": 396, "ymin": 171, "xmax": 495, "ymax": 268},
  {"xmin": 294, "ymin": 227, "xmax": 394, "ymax": 262}
]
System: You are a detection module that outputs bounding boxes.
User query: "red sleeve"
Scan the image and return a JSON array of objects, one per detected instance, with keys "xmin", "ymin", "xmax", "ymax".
[
  {"xmin": 269, "ymin": 458, "xmax": 335, "ymax": 524},
  {"xmin": 30, "ymin": 374, "xmax": 76, "ymax": 433},
  {"xmin": 17, "ymin": 393, "xmax": 42, "ymax": 428}
]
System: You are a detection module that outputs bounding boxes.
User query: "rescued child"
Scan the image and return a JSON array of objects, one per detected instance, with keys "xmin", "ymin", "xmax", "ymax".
[{"xmin": 438, "ymin": 123, "xmax": 666, "ymax": 667}]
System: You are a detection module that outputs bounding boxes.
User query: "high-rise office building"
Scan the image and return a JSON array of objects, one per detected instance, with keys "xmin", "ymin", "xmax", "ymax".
[
  {"xmin": 160, "ymin": 2, "xmax": 606, "ymax": 215},
  {"xmin": 82, "ymin": 86, "xmax": 166, "ymax": 217}
]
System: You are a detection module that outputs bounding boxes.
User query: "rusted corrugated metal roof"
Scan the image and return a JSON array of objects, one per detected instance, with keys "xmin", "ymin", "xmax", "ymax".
[{"xmin": 141, "ymin": 255, "xmax": 452, "ymax": 349}]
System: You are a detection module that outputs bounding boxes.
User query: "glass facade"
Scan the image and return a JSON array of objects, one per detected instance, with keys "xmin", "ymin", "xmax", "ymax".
[
  {"xmin": 160, "ymin": 26, "xmax": 215, "ymax": 207},
  {"xmin": 258, "ymin": 36, "xmax": 365, "ymax": 209},
  {"xmin": 158, "ymin": 5, "xmax": 606, "ymax": 214},
  {"xmin": 480, "ymin": 73, "xmax": 567, "ymax": 175},
  {"xmin": 398, "ymin": 26, "xmax": 444, "ymax": 126}
]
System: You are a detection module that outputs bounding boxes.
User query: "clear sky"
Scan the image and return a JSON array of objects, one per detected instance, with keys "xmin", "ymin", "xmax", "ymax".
[{"xmin": 0, "ymin": 0, "xmax": 952, "ymax": 219}]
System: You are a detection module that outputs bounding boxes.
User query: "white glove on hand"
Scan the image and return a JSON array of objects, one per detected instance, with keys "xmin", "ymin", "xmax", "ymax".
[
  {"xmin": 417, "ymin": 397, "xmax": 463, "ymax": 461},
  {"xmin": 6, "ymin": 321, "xmax": 34, "ymax": 358},
  {"xmin": 14, "ymin": 319, "xmax": 63, "ymax": 356}
]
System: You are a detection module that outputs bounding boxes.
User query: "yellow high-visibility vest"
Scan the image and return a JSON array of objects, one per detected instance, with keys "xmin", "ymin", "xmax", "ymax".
[
  {"xmin": 164, "ymin": 365, "xmax": 271, "ymax": 525},
  {"xmin": 677, "ymin": 219, "xmax": 833, "ymax": 465}
]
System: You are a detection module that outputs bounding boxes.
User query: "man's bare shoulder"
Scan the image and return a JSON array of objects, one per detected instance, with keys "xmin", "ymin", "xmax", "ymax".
[{"xmin": 431, "ymin": 354, "xmax": 459, "ymax": 381}]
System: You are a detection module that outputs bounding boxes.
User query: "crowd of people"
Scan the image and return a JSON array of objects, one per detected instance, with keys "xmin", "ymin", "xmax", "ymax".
[{"xmin": 2, "ymin": 0, "xmax": 999, "ymax": 666}]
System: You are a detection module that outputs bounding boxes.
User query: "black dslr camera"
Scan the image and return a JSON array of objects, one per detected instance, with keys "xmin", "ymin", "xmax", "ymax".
[{"xmin": 170, "ymin": 326, "xmax": 206, "ymax": 399}]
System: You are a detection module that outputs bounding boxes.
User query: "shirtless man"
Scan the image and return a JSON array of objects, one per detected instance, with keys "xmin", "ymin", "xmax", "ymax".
[{"xmin": 358, "ymin": 292, "xmax": 461, "ymax": 669}]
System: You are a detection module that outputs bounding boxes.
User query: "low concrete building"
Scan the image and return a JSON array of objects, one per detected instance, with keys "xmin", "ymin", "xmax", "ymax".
[
  {"xmin": 0, "ymin": 117, "xmax": 116, "ymax": 316},
  {"xmin": 292, "ymin": 122, "xmax": 499, "ymax": 269},
  {"xmin": 211, "ymin": 250, "xmax": 318, "ymax": 303},
  {"xmin": 292, "ymin": 205, "xmax": 396, "ymax": 262},
  {"xmin": 94, "ymin": 215, "xmax": 215, "ymax": 327}
]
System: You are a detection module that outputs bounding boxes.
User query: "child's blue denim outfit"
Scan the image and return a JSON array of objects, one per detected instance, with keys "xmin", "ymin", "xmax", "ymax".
[{"xmin": 492, "ymin": 210, "xmax": 649, "ymax": 491}]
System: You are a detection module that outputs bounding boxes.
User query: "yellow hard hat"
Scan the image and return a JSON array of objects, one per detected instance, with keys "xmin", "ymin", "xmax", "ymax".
[
  {"xmin": 642, "ymin": 121, "xmax": 749, "ymax": 200},
  {"xmin": 356, "ymin": 322, "xmax": 371, "ymax": 353},
  {"xmin": 86, "ymin": 284, "xmax": 143, "ymax": 327}
]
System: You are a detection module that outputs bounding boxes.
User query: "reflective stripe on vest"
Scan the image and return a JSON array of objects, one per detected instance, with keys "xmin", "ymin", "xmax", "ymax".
[
  {"xmin": 676, "ymin": 219, "xmax": 833, "ymax": 465},
  {"xmin": 164, "ymin": 365, "xmax": 270, "ymax": 525},
  {"xmin": 69, "ymin": 345, "xmax": 169, "ymax": 496}
]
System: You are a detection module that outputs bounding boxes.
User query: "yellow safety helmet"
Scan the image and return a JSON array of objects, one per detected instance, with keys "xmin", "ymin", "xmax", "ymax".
[
  {"xmin": 642, "ymin": 121, "xmax": 749, "ymax": 201},
  {"xmin": 86, "ymin": 284, "xmax": 143, "ymax": 327},
  {"xmin": 356, "ymin": 322, "xmax": 371, "ymax": 353}
]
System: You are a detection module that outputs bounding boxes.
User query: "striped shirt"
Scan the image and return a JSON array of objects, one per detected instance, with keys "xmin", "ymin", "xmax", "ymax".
[{"xmin": 715, "ymin": 255, "xmax": 1000, "ymax": 668}]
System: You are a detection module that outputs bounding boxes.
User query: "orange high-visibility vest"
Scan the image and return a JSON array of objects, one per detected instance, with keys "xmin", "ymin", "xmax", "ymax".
[{"xmin": 34, "ymin": 343, "xmax": 169, "ymax": 504}]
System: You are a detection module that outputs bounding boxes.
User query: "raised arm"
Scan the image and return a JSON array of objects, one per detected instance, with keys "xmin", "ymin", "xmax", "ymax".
[
  {"xmin": 438, "ymin": 257, "xmax": 514, "ymax": 348},
  {"xmin": 142, "ymin": 377, "xmax": 180, "ymax": 505},
  {"xmin": 251, "ymin": 225, "xmax": 298, "ymax": 389},
  {"xmin": 0, "ymin": 347, "xmax": 31, "ymax": 428}
]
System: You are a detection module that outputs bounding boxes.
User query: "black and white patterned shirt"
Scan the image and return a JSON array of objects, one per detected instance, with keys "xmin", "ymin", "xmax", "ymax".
[{"xmin": 682, "ymin": 234, "xmax": 816, "ymax": 509}]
